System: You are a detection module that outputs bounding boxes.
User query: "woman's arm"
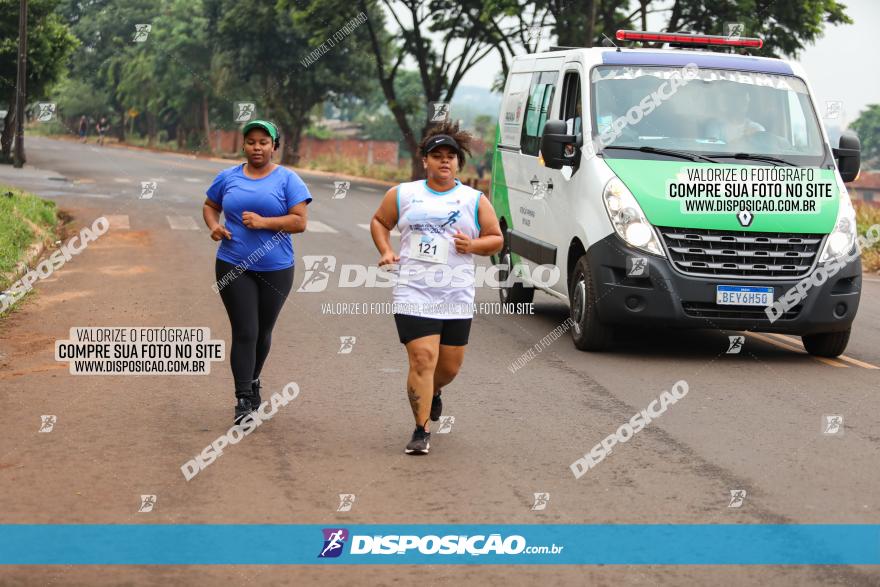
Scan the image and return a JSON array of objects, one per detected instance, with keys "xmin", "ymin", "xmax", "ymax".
[
  {"xmin": 203, "ymin": 199, "xmax": 231, "ymax": 241},
  {"xmin": 242, "ymin": 201, "xmax": 308, "ymax": 234},
  {"xmin": 371, "ymin": 187, "xmax": 400, "ymax": 266},
  {"xmin": 452, "ymin": 194, "xmax": 503, "ymax": 256}
]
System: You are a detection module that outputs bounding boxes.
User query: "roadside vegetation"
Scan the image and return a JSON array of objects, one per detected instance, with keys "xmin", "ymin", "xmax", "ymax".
[{"xmin": 0, "ymin": 186, "xmax": 58, "ymax": 290}]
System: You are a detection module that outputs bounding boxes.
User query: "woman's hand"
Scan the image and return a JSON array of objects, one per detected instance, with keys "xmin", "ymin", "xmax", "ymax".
[
  {"xmin": 378, "ymin": 250, "xmax": 400, "ymax": 267},
  {"xmin": 452, "ymin": 231, "xmax": 472, "ymax": 254},
  {"xmin": 210, "ymin": 224, "xmax": 232, "ymax": 241},
  {"xmin": 242, "ymin": 211, "xmax": 266, "ymax": 230}
]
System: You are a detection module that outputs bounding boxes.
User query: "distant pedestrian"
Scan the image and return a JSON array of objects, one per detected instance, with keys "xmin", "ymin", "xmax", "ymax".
[
  {"xmin": 78, "ymin": 116, "xmax": 87, "ymax": 143},
  {"xmin": 95, "ymin": 117, "xmax": 110, "ymax": 146}
]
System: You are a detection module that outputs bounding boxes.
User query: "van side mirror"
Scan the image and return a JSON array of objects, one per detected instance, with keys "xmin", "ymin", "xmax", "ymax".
[
  {"xmin": 540, "ymin": 120, "xmax": 578, "ymax": 170},
  {"xmin": 833, "ymin": 130, "xmax": 860, "ymax": 183}
]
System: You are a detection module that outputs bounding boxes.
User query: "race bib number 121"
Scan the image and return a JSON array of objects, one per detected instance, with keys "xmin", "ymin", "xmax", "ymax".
[{"xmin": 410, "ymin": 233, "xmax": 449, "ymax": 264}]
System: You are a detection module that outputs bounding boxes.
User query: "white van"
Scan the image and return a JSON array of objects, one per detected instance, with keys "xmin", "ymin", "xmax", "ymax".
[{"xmin": 490, "ymin": 30, "xmax": 863, "ymax": 356}]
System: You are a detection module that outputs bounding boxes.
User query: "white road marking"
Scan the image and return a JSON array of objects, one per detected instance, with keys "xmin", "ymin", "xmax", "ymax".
[
  {"xmin": 166, "ymin": 215, "xmax": 200, "ymax": 231},
  {"xmin": 183, "ymin": 177, "xmax": 202, "ymax": 183},
  {"xmin": 113, "ymin": 178, "xmax": 133, "ymax": 184},
  {"xmin": 307, "ymin": 220, "xmax": 339, "ymax": 233},
  {"xmin": 104, "ymin": 214, "xmax": 130, "ymax": 229}
]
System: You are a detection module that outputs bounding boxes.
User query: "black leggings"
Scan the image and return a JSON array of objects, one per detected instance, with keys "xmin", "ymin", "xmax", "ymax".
[{"xmin": 215, "ymin": 258, "xmax": 294, "ymax": 396}]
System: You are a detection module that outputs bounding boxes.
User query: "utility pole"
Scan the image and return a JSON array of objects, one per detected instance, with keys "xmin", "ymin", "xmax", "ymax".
[{"xmin": 13, "ymin": 0, "xmax": 28, "ymax": 168}]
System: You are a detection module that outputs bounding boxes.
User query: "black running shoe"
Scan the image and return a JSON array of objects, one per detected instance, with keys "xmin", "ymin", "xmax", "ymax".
[
  {"xmin": 252, "ymin": 378, "xmax": 263, "ymax": 408},
  {"xmin": 234, "ymin": 396, "xmax": 254, "ymax": 425},
  {"xmin": 430, "ymin": 392, "xmax": 442, "ymax": 422},
  {"xmin": 405, "ymin": 427, "xmax": 431, "ymax": 455}
]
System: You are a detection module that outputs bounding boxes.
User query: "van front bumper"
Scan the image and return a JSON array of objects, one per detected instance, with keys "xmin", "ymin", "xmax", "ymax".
[{"xmin": 586, "ymin": 233, "xmax": 861, "ymax": 335}]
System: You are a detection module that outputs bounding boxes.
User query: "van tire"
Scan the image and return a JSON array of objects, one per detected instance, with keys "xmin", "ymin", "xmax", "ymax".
[
  {"xmin": 801, "ymin": 329, "xmax": 850, "ymax": 358},
  {"xmin": 569, "ymin": 255, "xmax": 613, "ymax": 351},
  {"xmin": 498, "ymin": 243, "xmax": 534, "ymax": 306}
]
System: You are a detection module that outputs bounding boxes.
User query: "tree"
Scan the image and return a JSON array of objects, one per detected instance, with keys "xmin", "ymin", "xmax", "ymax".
[
  {"xmin": 532, "ymin": 0, "xmax": 852, "ymax": 57},
  {"xmin": 849, "ymin": 105, "xmax": 880, "ymax": 169},
  {"xmin": 0, "ymin": 0, "xmax": 78, "ymax": 161},
  {"xmin": 215, "ymin": 0, "xmax": 375, "ymax": 165},
  {"xmin": 56, "ymin": 0, "xmax": 162, "ymax": 143},
  {"xmin": 111, "ymin": 0, "xmax": 217, "ymax": 149},
  {"xmin": 359, "ymin": 0, "xmax": 520, "ymax": 179}
]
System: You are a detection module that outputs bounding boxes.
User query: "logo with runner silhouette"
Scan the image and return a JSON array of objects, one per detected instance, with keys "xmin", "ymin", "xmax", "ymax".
[
  {"xmin": 138, "ymin": 495, "xmax": 157, "ymax": 513},
  {"xmin": 408, "ymin": 207, "xmax": 463, "ymax": 234},
  {"xmin": 337, "ymin": 336, "xmax": 356, "ymax": 354},
  {"xmin": 336, "ymin": 494, "xmax": 356, "ymax": 512},
  {"xmin": 530, "ymin": 492, "xmax": 550, "ymax": 511},
  {"xmin": 39, "ymin": 415, "xmax": 56, "ymax": 433},
  {"xmin": 823, "ymin": 414, "xmax": 843, "ymax": 435},
  {"xmin": 297, "ymin": 255, "xmax": 337, "ymax": 292},
  {"xmin": 726, "ymin": 335, "xmax": 744, "ymax": 354},
  {"xmin": 318, "ymin": 528, "xmax": 349, "ymax": 558},
  {"xmin": 728, "ymin": 489, "xmax": 746, "ymax": 508},
  {"xmin": 439, "ymin": 210, "xmax": 461, "ymax": 228},
  {"xmin": 36, "ymin": 103, "xmax": 56, "ymax": 122}
]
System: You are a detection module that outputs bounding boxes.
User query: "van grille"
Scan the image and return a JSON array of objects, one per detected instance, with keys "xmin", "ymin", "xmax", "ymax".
[
  {"xmin": 681, "ymin": 302, "xmax": 802, "ymax": 321},
  {"xmin": 658, "ymin": 227, "xmax": 824, "ymax": 279}
]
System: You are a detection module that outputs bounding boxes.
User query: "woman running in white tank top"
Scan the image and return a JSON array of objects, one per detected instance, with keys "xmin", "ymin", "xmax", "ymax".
[{"xmin": 370, "ymin": 122, "xmax": 503, "ymax": 455}]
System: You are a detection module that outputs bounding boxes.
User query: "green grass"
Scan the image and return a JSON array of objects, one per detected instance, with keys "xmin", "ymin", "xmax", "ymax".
[
  {"xmin": 0, "ymin": 185, "xmax": 58, "ymax": 289},
  {"xmin": 855, "ymin": 202, "xmax": 880, "ymax": 273}
]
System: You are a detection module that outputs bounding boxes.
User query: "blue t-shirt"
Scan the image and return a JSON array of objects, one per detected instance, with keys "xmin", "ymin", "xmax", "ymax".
[{"xmin": 206, "ymin": 164, "xmax": 312, "ymax": 271}]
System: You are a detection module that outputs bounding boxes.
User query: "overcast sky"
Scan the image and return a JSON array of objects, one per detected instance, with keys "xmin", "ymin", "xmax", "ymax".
[{"xmin": 456, "ymin": 0, "xmax": 879, "ymax": 126}]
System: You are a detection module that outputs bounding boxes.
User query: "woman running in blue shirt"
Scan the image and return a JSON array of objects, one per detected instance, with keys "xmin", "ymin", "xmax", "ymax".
[{"xmin": 202, "ymin": 120, "xmax": 312, "ymax": 424}]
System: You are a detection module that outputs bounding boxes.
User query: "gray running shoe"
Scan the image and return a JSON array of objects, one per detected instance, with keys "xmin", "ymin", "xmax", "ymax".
[{"xmin": 405, "ymin": 427, "xmax": 431, "ymax": 455}]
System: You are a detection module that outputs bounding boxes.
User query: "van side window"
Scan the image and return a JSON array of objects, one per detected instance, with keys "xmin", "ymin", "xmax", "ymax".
[
  {"xmin": 520, "ymin": 71, "xmax": 558, "ymax": 156},
  {"xmin": 561, "ymin": 71, "xmax": 582, "ymax": 136}
]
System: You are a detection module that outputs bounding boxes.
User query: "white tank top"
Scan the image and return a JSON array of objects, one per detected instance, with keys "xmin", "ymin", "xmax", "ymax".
[{"xmin": 393, "ymin": 179, "xmax": 482, "ymax": 319}]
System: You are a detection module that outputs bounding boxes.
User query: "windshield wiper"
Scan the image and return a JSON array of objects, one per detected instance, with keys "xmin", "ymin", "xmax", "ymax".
[
  {"xmin": 708, "ymin": 153, "xmax": 797, "ymax": 167},
  {"xmin": 602, "ymin": 145, "xmax": 717, "ymax": 163}
]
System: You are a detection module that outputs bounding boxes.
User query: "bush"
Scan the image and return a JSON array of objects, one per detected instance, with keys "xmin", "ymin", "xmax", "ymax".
[
  {"xmin": 855, "ymin": 201, "xmax": 880, "ymax": 273},
  {"xmin": 301, "ymin": 154, "xmax": 410, "ymax": 183},
  {"xmin": 0, "ymin": 186, "xmax": 58, "ymax": 288}
]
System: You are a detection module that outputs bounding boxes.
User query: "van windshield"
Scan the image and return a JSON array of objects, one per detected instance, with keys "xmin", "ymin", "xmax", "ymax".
[{"xmin": 590, "ymin": 65, "xmax": 827, "ymax": 166}]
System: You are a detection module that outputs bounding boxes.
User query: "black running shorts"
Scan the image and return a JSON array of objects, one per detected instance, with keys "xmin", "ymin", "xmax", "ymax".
[{"xmin": 393, "ymin": 314, "xmax": 472, "ymax": 346}]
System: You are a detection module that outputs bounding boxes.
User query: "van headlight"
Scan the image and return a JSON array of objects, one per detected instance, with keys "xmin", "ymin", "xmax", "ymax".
[
  {"xmin": 819, "ymin": 187, "xmax": 857, "ymax": 263},
  {"xmin": 602, "ymin": 177, "xmax": 665, "ymax": 256}
]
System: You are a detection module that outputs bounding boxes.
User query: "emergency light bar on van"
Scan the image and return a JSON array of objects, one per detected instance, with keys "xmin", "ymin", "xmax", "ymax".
[{"xmin": 615, "ymin": 29, "xmax": 763, "ymax": 49}]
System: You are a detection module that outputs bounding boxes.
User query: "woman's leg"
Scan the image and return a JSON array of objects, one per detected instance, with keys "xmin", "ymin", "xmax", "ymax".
[
  {"xmin": 215, "ymin": 259, "xmax": 261, "ymax": 397},
  {"xmin": 404, "ymin": 335, "xmax": 441, "ymax": 431},
  {"xmin": 434, "ymin": 344, "xmax": 466, "ymax": 393},
  {"xmin": 252, "ymin": 266, "xmax": 295, "ymax": 381}
]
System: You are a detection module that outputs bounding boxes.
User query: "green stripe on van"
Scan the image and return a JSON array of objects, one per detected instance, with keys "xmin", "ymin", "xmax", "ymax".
[{"xmin": 604, "ymin": 158, "xmax": 839, "ymax": 234}]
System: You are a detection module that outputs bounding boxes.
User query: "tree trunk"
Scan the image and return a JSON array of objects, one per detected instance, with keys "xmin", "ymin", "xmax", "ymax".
[
  {"xmin": 281, "ymin": 122, "xmax": 304, "ymax": 166},
  {"xmin": 201, "ymin": 93, "xmax": 212, "ymax": 154},
  {"xmin": 147, "ymin": 111, "xmax": 157, "ymax": 147},
  {"xmin": 1, "ymin": 104, "xmax": 14, "ymax": 161},
  {"xmin": 116, "ymin": 108, "xmax": 126, "ymax": 143}
]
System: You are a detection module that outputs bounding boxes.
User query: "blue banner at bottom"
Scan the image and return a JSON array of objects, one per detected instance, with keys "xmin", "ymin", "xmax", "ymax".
[{"xmin": 0, "ymin": 525, "xmax": 878, "ymax": 565}]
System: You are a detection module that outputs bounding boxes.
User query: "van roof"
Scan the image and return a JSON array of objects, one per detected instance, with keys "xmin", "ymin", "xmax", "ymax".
[{"xmin": 515, "ymin": 46, "xmax": 796, "ymax": 76}]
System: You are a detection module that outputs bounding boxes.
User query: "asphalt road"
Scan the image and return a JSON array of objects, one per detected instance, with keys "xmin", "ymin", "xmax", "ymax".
[{"xmin": 1, "ymin": 136, "xmax": 879, "ymax": 586}]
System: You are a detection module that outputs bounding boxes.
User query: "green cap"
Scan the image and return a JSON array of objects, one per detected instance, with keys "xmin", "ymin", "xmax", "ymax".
[{"xmin": 242, "ymin": 119, "xmax": 278, "ymax": 141}]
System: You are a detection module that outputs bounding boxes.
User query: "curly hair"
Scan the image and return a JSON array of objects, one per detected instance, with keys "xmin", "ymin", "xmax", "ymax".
[{"xmin": 418, "ymin": 120, "xmax": 473, "ymax": 168}]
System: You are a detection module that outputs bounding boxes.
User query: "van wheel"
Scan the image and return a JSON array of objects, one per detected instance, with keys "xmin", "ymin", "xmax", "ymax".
[
  {"xmin": 569, "ymin": 255, "xmax": 613, "ymax": 351},
  {"xmin": 498, "ymin": 245, "xmax": 534, "ymax": 306},
  {"xmin": 802, "ymin": 329, "xmax": 850, "ymax": 358}
]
